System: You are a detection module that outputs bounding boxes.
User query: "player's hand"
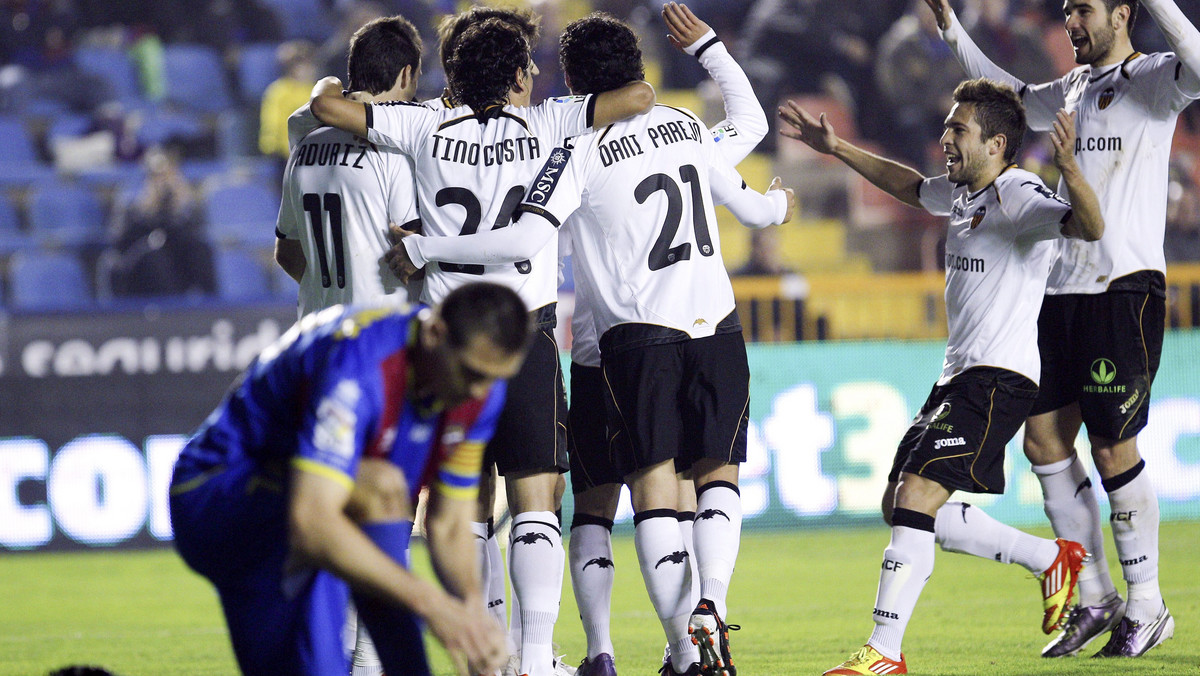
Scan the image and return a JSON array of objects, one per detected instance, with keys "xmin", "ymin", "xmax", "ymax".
[
  {"xmin": 922, "ymin": 0, "xmax": 953, "ymax": 31},
  {"xmin": 1049, "ymin": 109, "xmax": 1079, "ymax": 173},
  {"xmin": 663, "ymin": 2, "xmax": 712, "ymax": 52},
  {"xmin": 768, "ymin": 176, "xmax": 797, "ymax": 224},
  {"xmin": 383, "ymin": 224, "xmax": 422, "ymax": 283},
  {"xmin": 778, "ymin": 101, "xmax": 840, "ymax": 155},
  {"xmin": 424, "ymin": 597, "xmax": 507, "ymax": 676},
  {"xmin": 311, "ymin": 76, "xmax": 343, "ymax": 98}
]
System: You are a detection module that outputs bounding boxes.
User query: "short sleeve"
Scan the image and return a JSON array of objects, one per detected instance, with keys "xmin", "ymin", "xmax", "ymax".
[
  {"xmin": 366, "ymin": 102, "xmax": 436, "ymax": 156},
  {"xmin": 918, "ymin": 175, "xmax": 956, "ymax": 216},
  {"xmin": 293, "ymin": 368, "xmax": 374, "ymax": 490},
  {"xmin": 529, "ymin": 95, "xmax": 595, "ymax": 143},
  {"xmin": 431, "ymin": 382, "xmax": 506, "ymax": 500},
  {"xmin": 1001, "ymin": 176, "xmax": 1073, "ymax": 242},
  {"xmin": 1021, "ymin": 75, "xmax": 1070, "ymax": 132},
  {"xmin": 1146, "ymin": 52, "xmax": 1200, "ymax": 116},
  {"xmin": 287, "ymin": 102, "xmax": 321, "ymax": 150}
]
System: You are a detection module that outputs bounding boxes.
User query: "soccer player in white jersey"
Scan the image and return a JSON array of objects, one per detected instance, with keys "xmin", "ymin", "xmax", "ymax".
[
  {"xmin": 309, "ymin": 18, "xmax": 655, "ymax": 676},
  {"xmin": 561, "ymin": 5, "xmax": 770, "ymax": 676},
  {"xmin": 923, "ymin": 0, "xmax": 1197, "ymax": 657},
  {"xmin": 275, "ymin": 17, "xmax": 424, "ymax": 318},
  {"xmin": 388, "ymin": 15, "xmax": 792, "ymax": 676},
  {"xmin": 778, "ymin": 78, "xmax": 1105, "ymax": 675}
]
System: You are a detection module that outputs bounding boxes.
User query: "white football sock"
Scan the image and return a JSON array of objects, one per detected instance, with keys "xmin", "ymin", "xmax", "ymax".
[
  {"xmin": 569, "ymin": 521, "xmax": 615, "ymax": 659},
  {"xmin": 510, "ymin": 511, "xmax": 564, "ymax": 676},
  {"xmin": 678, "ymin": 512, "xmax": 700, "ymax": 608},
  {"xmin": 1104, "ymin": 462, "xmax": 1162, "ymax": 623},
  {"xmin": 1034, "ymin": 455, "xmax": 1118, "ymax": 607},
  {"xmin": 634, "ymin": 512, "xmax": 699, "ymax": 671},
  {"xmin": 868, "ymin": 514, "xmax": 936, "ymax": 662},
  {"xmin": 350, "ymin": 621, "xmax": 383, "ymax": 676},
  {"xmin": 474, "ymin": 520, "xmax": 512, "ymax": 654},
  {"xmin": 935, "ymin": 501, "xmax": 1059, "ymax": 574},
  {"xmin": 693, "ymin": 484, "xmax": 742, "ymax": 619}
]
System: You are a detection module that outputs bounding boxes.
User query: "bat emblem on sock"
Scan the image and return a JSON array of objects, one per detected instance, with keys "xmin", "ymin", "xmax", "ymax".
[
  {"xmin": 1075, "ymin": 477, "xmax": 1092, "ymax": 497},
  {"xmin": 583, "ymin": 557, "xmax": 614, "ymax": 570},
  {"xmin": 655, "ymin": 550, "xmax": 689, "ymax": 568},
  {"xmin": 697, "ymin": 508, "xmax": 729, "ymax": 521},
  {"xmin": 513, "ymin": 532, "xmax": 553, "ymax": 546}
]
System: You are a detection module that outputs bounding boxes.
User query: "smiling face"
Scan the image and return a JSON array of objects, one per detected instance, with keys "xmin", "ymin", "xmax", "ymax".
[
  {"xmin": 940, "ymin": 102, "xmax": 996, "ymax": 188},
  {"xmin": 1063, "ymin": 0, "xmax": 1126, "ymax": 66}
]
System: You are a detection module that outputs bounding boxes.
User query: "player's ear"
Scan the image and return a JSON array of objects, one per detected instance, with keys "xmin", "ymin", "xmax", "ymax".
[
  {"xmin": 422, "ymin": 316, "xmax": 448, "ymax": 351},
  {"xmin": 990, "ymin": 133, "xmax": 1006, "ymax": 158},
  {"xmin": 399, "ymin": 64, "xmax": 415, "ymax": 90}
]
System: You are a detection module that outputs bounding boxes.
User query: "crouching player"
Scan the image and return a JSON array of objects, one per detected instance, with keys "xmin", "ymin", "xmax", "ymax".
[
  {"xmin": 169, "ymin": 283, "xmax": 527, "ymax": 676},
  {"xmin": 780, "ymin": 78, "xmax": 1104, "ymax": 674}
]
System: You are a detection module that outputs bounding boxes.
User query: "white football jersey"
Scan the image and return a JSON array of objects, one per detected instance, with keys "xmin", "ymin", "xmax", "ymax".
[
  {"xmin": 1021, "ymin": 52, "xmax": 1198, "ymax": 294},
  {"xmin": 365, "ymin": 96, "xmax": 595, "ymax": 310},
  {"xmin": 277, "ymin": 123, "xmax": 418, "ymax": 317},
  {"xmin": 568, "ymin": 37, "xmax": 766, "ymax": 367},
  {"xmin": 521, "ymin": 104, "xmax": 761, "ymax": 351},
  {"xmin": 918, "ymin": 167, "xmax": 1073, "ymax": 385}
]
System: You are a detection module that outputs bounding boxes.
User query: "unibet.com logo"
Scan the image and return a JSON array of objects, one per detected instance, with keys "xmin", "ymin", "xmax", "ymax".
[{"xmin": 1091, "ymin": 358, "xmax": 1117, "ymax": 385}]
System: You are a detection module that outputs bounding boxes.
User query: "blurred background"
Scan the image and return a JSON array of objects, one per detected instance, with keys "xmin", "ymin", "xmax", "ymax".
[{"xmin": 0, "ymin": 0, "xmax": 1198, "ymax": 552}]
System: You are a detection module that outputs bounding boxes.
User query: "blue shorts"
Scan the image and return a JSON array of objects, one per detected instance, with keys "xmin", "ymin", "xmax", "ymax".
[{"xmin": 170, "ymin": 459, "xmax": 351, "ymax": 676}]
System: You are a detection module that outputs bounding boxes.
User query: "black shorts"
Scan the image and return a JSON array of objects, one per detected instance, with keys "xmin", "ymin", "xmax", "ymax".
[
  {"xmin": 601, "ymin": 330, "xmax": 749, "ymax": 479},
  {"xmin": 1031, "ymin": 271, "xmax": 1166, "ymax": 440},
  {"xmin": 568, "ymin": 362, "xmax": 621, "ymax": 493},
  {"xmin": 484, "ymin": 320, "xmax": 569, "ymax": 476},
  {"xmin": 889, "ymin": 367, "xmax": 1038, "ymax": 495}
]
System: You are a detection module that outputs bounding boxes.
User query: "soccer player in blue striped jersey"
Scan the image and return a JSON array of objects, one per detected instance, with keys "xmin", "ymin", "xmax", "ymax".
[{"xmin": 169, "ymin": 283, "xmax": 529, "ymax": 676}]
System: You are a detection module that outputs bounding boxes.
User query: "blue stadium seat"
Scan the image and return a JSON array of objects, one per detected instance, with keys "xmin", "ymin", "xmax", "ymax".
[
  {"xmin": 46, "ymin": 113, "xmax": 94, "ymax": 143},
  {"xmin": 214, "ymin": 248, "xmax": 272, "ymax": 301},
  {"xmin": 162, "ymin": 44, "xmax": 232, "ymax": 113},
  {"xmin": 238, "ymin": 43, "xmax": 281, "ymax": 103},
  {"xmin": 0, "ymin": 115, "xmax": 39, "ymax": 163},
  {"xmin": 137, "ymin": 109, "xmax": 208, "ymax": 148},
  {"xmin": 8, "ymin": 250, "xmax": 92, "ymax": 310},
  {"xmin": 205, "ymin": 182, "xmax": 279, "ymax": 247},
  {"xmin": 0, "ymin": 194, "xmax": 31, "ymax": 253},
  {"xmin": 260, "ymin": 0, "xmax": 334, "ymax": 42},
  {"xmin": 73, "ymin": 46, "xmax": 142, "ymax": 103},
  {"xmin": 28, "ymin": 182, "xmax": 105, "ymax": 247}
]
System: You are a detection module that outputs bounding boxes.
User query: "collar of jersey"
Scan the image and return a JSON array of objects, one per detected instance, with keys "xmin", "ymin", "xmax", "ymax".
[
  {"xmin": 967, "ymin": 163, "xmax": 1017, "ymax": 202},
  {"xmin": 1089, "ymin": 51, "xmax": 1142, "ymax": 82}
]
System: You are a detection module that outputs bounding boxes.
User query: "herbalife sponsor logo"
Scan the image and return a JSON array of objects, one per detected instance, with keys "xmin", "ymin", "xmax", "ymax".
[
  {"xmin": 929, "ymin": 402, "xmax": 954, "ymax": 432},
  {"xmin": 1084, "ymin": 358, "xmax": 1126, "ymax": 393}
]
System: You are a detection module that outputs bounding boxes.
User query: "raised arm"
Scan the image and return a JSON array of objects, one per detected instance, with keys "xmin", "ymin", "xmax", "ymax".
[
  {"xmin": 591, "ymin": 80, "xmax": 656, "ymax": 129},
  {"xmin": 310, "ymin": 75, "xmax": 368, "ymax": 138},
  {"xmin": 1140, "ymin": 0, "xmax": 1200, "ymax": 95},
  {"xmin": 924, "ymin": 0, "xmax": 1026, "ymax": 91},
  {"xmin": 779, "ymin": 100, "xmax": 924, "ymax": 208},
  {"xmin": 663, "ymin": 2, "xmax": 767, "ymax": 163},
  {"xmin": 1050, "ymin": 110, "xmax": 1105, "ymax": 241}
]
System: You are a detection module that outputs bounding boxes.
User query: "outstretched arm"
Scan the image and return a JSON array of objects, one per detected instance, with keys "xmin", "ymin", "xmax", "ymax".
[
  {"xmin": 1140, "ymin": 0, "xmax": 1200, "ymax": 95},
  {"xmin": 924, "ymin": 0, "xmax": 1026, "ymax": 91},
  {"xmin": 778, "ymin": 101, "xmax": 923, "ymax": 208},
  {"xmin": 1050, "ymin": 110, "xmax": 1105, "ymax": 241},
  {"xmin": 663, "ymin": 2, "xmax": 767, "ymax": 163}
]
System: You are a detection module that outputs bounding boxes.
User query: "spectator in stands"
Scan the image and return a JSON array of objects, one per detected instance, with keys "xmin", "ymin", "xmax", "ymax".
[
  {"xmin": 259, "ymin": 40, "xmax": 316, "ymax": 180},
  {"xmin": 962, "ymin": 0, "xmax": 1055, "ymax": 85},
  {"xmin": 108, "ymin": 145, "xmax": 216, "ymax": 297},
  {"xmin": 734, "ymin": 227, "xmax": 793, "ymax": 276},
  {"xmin": 874, "ymin": 0, "xmax": 966, "ymax": 167}
]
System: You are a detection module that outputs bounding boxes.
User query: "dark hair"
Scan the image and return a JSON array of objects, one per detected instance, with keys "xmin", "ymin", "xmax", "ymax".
[
  {"xmin": 446, "ymin": 18, "xmax": 530, "ymax": 111},
  {"xmin": 440, "ymin": 282, "xmax": 530, "ymax": 354},
  {"xmin": 1100, "ymin": 0, "xmax": 1139, "ymax": 33},
  {"xmin": 347, "ymin": 16, "xmax": 422, "ymax": 95},
  {"xmin": 559, "ymin": 13, "xmax": 644, "ymax": 96},
  {"xmin": 438, "ymin": 7, "xmax": 539, "ymax": 76},
  {"xmin": 952, "ymin": 78, "xmax": 1026, "ymax": 163}
]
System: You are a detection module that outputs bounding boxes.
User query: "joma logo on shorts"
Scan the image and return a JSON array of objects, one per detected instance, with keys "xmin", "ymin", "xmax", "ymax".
[
  {"xmin": 1119, "ymin": 391, "xmax": 1141, "ymax": 415},
  {"xmin": 933, "ymin": 437, "xmax": 966, "ymax": 450}
]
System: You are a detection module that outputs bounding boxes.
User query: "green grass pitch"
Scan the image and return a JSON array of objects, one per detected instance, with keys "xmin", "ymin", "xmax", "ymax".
[{"xmin": 3, "ymin": 522, "xmax": 1197, "ymax": 675}]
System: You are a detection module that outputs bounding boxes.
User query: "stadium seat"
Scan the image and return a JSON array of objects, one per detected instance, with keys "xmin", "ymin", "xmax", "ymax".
[
  {"xmin": 162, "ymin": 44, "xmax": 232, "ymax": 113},
  {"xmin": 0, "ymin": 194, "xmax": 31, "ymax": 253},
  {"xmin": 260, "ymin": 0, "xmax": 335, "ymax": 42},
  {"xmin": 8, "ymin": 249, "xmax": 92, "ymax": 310},
  {"xmin": 238, "ymin": 43, "xmax": 281, "ymax": 103},
  {"xmin": 136, "ymin": 109, "xmax": 208, "ymax": 148},
  {"xmin": 214, "ymin": 248, "xmax": 272, "ymax": 301},
  {"xmin": 27, "ymin": 181, "xmax": 105, "ymax": 247},
  {"xmin": 0, "ymin": 115, "xmax": 39, "ymax": 163},
  {"xmin": 74, "ymin": 46, "xmax": 143, "ymax": 103},
  {"xmin": 46, "ymin": 113, "xmax": 95, "ymax": 143},
  {"xmin": 205, "ymin": 181, "xmax": 280, "ymax": 247}
]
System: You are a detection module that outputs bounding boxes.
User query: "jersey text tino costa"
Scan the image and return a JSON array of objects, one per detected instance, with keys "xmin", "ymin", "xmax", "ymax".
[{"xmin": 430, "ymin": 134, "xmax": 541, "ymax": 167}]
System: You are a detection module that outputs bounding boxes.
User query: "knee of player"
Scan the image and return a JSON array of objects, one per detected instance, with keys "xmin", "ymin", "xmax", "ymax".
[{"xmin": 348, "ymin": 459, "xmax": 413, "ymax": 522}]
